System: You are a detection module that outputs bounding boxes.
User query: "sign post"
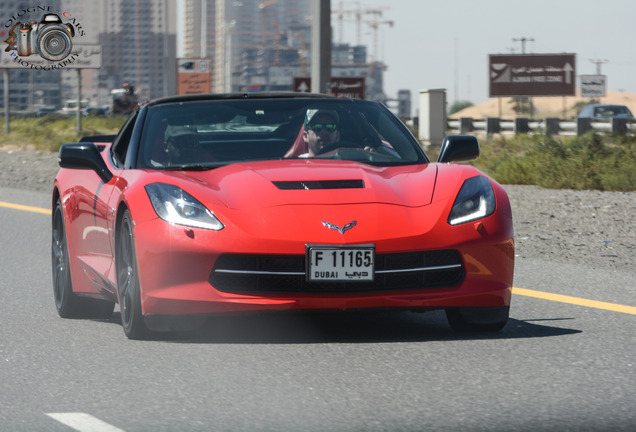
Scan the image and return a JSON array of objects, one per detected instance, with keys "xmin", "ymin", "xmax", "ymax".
[
  {"xmin": 311, "ymin": 0, "xmax": 331, "ymax": 94},
  {"xmin": 2, "ymin": 69, "xmax": 8, "ymax": 134},
  {"xmin": 72, "ymin": 45, "xmax": 102, "ymax": 133}
]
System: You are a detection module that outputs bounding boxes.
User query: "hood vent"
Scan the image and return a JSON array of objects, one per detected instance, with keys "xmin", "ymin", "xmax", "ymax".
[{"xmin": 273, "ymin": 180, "xmax": 365, "ymax": 190}]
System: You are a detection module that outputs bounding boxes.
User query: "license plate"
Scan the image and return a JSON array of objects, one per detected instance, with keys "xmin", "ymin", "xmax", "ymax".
[{"xmin": 306, "ymin": 245, "xmax": 375, "ymax": 282}]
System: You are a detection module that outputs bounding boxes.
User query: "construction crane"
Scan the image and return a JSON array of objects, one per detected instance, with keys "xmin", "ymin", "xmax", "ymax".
[
  {"xmin": 366, "ymin": 15, "xmax": 393, "ymax": 63},
  {"xmin": 332, "ymin": 1, "xmax": 391, "ymax": 50}
]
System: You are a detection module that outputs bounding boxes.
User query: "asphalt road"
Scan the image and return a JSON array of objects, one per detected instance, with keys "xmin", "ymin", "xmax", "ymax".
[{"xmin": 1, "ymin": 187, "xmax": 634, "ymax": 432}]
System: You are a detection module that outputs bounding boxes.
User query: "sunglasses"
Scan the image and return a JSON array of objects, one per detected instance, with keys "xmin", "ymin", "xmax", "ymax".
[{"xmin": 308, "ymin": 123, "xmax": 338, "ymax": 132}]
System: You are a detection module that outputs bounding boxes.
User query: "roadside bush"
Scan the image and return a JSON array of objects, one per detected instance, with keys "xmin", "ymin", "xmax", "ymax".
[
  {"xmin": 0, "ymin": 115, "xmax": 126, "ymax": 152},
  {"xmin": 472, "ymin": 133, "xmax": 636, "ymax": 192},
  {"xmin": 449, "ymin": 100, "xmax": 474, "ymax": 115}
]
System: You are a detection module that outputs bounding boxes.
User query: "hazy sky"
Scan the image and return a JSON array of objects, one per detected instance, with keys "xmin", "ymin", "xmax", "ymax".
[{"xmin": 344, "ymin": 0, "xmax": 636, "ymax": 104}]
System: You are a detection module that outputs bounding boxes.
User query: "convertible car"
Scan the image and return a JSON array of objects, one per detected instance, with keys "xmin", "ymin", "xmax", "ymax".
[{"xmin": 52, "ymin": 93, "xmax": 514, "ymax": 339}]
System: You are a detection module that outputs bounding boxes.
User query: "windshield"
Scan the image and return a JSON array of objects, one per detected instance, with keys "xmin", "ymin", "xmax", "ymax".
[
  {"xmin": 138, "ymin": 98, "xmax": 427, "ymax": 169},
  {"xmin": 594, "ymin": 105, "xmax": 634, "ymax": 118}
]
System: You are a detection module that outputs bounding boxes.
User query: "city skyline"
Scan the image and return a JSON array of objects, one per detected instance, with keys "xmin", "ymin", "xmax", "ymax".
[
  {"xmin": 3, "ymin": 0, "xmax": 634, "ymax": 113},
  {"xmin": 2, "ymin": 0, "xmax": 394, "ymax": 111}
]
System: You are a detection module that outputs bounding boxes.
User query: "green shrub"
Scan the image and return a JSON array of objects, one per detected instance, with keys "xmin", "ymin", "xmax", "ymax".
[
  {"xmin": 449, "ymin": 100, "xmax": 474, "ymax": 115},
  {"xmin": 0, "ymin": 115, "xmax": 126, "ymax": 152},
  {"xmin": 472, "ymin": 133, "xmax": 636, "ymax": 191}
]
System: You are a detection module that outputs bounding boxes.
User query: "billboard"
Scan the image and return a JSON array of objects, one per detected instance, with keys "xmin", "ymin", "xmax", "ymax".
[
  {"xmin": 489, "ymin": 54, "xmax": 576, "ymax": 97},
  {"xmin": 0, "ymin": 44, "xmax": 102, "ymax": 69}
]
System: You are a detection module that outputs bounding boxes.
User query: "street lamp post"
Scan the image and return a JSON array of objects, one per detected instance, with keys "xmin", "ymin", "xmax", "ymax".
[{"xmin": 311, "ymin": 0, "xmax": 331, "ymax": 94}]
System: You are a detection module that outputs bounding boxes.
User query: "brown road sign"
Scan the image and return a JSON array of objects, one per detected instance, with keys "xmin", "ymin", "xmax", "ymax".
[
  {"xmin": 177, "ymin": 58, "xmax": 211, "ymax": 95},
  {"xmin": 489, "ymin": 53, "xmax": 576, "ymax": 97},
  {"xmin": 330, "ymin": 77, "xmax": 365, "ymax": 99},
  {"xmin": 294, "ymin": 77, "xmax": 312, "ymax": 93}
]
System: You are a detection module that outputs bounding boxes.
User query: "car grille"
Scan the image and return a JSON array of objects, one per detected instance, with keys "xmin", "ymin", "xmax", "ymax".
[{"xmin": 209, "ymin": 250, "xmax": 464, "ymax": 294}]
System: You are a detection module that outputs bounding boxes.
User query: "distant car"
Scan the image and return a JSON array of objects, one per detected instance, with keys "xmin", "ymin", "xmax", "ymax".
[
  {"xmin": 36, "ymin": 106, "xmax": 57, "ymax": 116},
  {"xmin": 577, "ymin": 104, "xmax": 634, "ymax": 119},
  {"xmin": 52, "ymin": 93, "xmax": 515, "ymax": 339},
  {"xmin": 83, "ymin": 107, "xmax": 108, "ymax": 116}
]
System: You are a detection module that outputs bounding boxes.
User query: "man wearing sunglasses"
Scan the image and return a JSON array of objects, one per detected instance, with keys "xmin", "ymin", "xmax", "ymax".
[{"xmin": 301, "ymin": 109, "xmax": 340, "ymax": 157}]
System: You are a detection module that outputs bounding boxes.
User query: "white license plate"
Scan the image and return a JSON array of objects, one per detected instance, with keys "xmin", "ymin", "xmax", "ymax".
[{"xmin": 306, "ymin": 245, "xmax": 375, "ymax": 282}]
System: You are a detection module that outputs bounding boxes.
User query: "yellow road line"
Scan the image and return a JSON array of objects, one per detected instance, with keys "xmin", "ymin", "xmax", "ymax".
[
  {"xmin": 0, "ymin": 201, "xmax": 51, "ymax": 215},
  {"xmin": 513, "ymin": 287, "xmax": 636, "ymax": 315}
]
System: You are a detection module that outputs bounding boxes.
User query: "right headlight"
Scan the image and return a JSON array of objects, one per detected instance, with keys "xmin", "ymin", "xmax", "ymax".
[
  {"xmin": 145, "ymin": 183, "xmax": 224, "ymax": 230},
  {"xmin": 448, "ymin": 176, "xmax": 496, "ymax": 225}
]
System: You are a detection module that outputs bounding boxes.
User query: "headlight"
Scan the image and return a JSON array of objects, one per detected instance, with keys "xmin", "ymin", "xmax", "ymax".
[
  {"xmin": 145, "ymin": 183, "xmax": 224, "ymax": 230},
  {"xmin": 448, "ymin": 176, "xmax": 495, "ymax": 225}
]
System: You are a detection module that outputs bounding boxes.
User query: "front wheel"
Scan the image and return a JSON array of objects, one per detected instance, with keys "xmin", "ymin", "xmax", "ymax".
[
  {"xmin": 445, "ymin": 306, "xmax": 509, "ymax": 332},
  {"xmin": 52, "ymin": 198, "xmax": 114, "ymax": 319},
  {"xmin": 117, "ymin": 210, "xmax": 150, "ymax": 339}
]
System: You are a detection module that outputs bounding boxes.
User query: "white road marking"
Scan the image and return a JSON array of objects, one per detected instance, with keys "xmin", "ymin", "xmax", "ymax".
[{"xmin": 46, "ymin": 413, "xmax": 126, "ymax": 432}]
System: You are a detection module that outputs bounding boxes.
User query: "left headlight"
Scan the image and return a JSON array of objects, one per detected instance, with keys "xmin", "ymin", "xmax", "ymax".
[
  {"xmin": 448, "ymin": 176, "xmax": 496, "ymax": 226},
  {"xmin": 145, "ymin": 183, "xmax": 224, "ymax": 230}
]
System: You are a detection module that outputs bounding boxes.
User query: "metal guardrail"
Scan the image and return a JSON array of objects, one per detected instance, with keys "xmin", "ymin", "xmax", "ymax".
[{"xmin": 447, "ymin": 117, "xmax": 636, "ymax": 137}]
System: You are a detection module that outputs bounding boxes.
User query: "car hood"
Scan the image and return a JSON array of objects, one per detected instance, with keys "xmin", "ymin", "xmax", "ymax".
[{"xmin": 169, "ymin": 159, "xmax": 437, "ymax": 210}]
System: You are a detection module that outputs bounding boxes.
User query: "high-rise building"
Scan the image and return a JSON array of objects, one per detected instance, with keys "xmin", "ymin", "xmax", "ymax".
[
  {"xmin": 180, "ymin": 0, "xmax": 219, "ymax": 90},
  {"xmin": 98, "ymin": 0, "xmax": 177, "ymax": 100},
  {"xmin": 180, "ymin": 0, "xmax": 311, "ymax": 93},
  {"xmin": 178, "ymin": 0, "xmax": 387, "ymax": 100},
  {"xmin": 234, "ymin": 0, "xmax": 312, "ymax": 92}
]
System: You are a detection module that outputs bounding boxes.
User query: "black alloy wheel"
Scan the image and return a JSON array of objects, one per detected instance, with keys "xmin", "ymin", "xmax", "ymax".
[
  {"xmin": 52, "ymin": 198, "xmax": 76, "ymax": 317},
  {"xmin": 52, "ymin": 198, "xmax": 114, "ymax": 318},
  {"xmin": 445, "ymin": 306, "xmax": 509, "ymax": 333},
  {"xmin": 117, "ymin": 210, "xmax": 149, "ymax": 339}
]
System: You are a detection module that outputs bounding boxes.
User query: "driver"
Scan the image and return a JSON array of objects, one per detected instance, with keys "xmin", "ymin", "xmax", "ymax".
[
  {"xmin": 301, "ymin": 109, "xmax": 340, "ymax": 157},
  {"xmin": 165, "ymin": 126, "xmax": 200, "ymax": 165}
]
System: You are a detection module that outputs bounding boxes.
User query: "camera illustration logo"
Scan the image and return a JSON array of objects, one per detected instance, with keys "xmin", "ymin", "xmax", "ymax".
[{"xmin": 4, "ymin": 13, "xmax": 74, "ymax": 61}]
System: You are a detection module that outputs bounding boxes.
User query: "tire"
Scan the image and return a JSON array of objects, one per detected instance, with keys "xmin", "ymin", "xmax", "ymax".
[
  {"xmin": 52, "ymin": 198, "xmax": 114, "ymax": 319},
  {"xmin": 117, "ymin": 210, "xmax": 150, "ymax": 339},
  {"xmin": 445, "ymin": 306, "xmax": 509, "ymax": 333}
]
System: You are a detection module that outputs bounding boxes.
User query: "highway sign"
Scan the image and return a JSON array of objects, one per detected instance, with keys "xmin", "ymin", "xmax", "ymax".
[
  {"xmin": 294, "ymin": 77, "xmax": 365, "ymax": 99},
  {"xmin": 580, "ymin": 74, "xmax": 606, "ymax": 97},
  {"xmin": 330, "ymin": 77, "xmax": 365, "ymax": 99},
  {"xmin": 294, "ymin": 77, "xmax": 311, "ymax": 93},
  {"xmin": 489, "ymin": 53, "xmax": 576, "ymax": 97}
]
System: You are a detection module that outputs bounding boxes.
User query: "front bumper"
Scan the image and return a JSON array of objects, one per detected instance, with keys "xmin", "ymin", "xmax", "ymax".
[{"xmin": 133, "ymin": 206, "xmax": 514, "ymax": 317}]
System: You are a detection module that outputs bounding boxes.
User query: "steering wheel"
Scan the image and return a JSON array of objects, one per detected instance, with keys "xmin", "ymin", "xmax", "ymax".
[{"xmin": 314, "ymin": 140, "xmax": 361, "ymax": 156}]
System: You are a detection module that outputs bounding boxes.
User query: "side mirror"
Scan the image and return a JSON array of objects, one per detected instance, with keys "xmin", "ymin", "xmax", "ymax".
[
  {"xmin": 437, "ymin": 135, "xmax": 480, "ymax": 163},
  {"xmin": 58, "ymin": 142, "xmax": 114, "ymax": 183}
]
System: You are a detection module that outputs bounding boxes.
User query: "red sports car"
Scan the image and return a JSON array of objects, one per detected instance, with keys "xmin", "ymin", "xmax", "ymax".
[{"xmin": 52, "ymin": 93, "xmax": 514, "ymax": 339}]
